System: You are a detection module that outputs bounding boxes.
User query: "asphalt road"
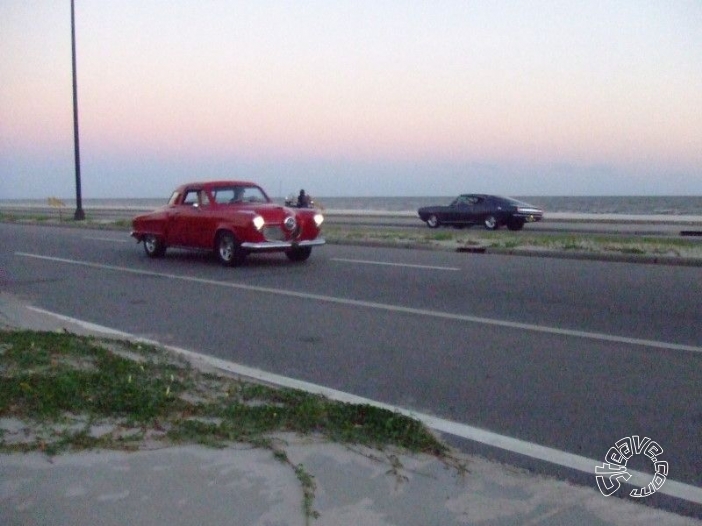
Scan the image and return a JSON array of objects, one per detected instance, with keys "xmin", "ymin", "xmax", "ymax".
[{"xmin": 2, "ymin": 223, "xmax": 700, "ymax": 508}]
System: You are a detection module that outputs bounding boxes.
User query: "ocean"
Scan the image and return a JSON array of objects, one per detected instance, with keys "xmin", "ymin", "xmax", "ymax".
[
  {"xmin": 310, "ymin": 195, "xmax": 702, "ymax": 215},
  {"xmin": 2, "ymin": 196, "xmax": 702, "ymax": 216}
]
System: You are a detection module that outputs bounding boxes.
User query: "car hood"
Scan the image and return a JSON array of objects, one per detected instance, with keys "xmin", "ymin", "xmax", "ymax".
[{"xmin": 235, "ymin": 203, "xmax": 316, "ymax": 222}]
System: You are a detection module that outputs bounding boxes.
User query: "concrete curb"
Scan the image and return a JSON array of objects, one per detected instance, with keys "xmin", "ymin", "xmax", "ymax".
[{"xmin": 483, "ymin": 247, "xmax": 702, "ymax": 267}]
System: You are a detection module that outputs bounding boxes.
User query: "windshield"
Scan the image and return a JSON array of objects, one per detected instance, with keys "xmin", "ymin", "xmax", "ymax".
[{"xmin": 211, "ymin": 185, "xmax": 269, "ymax": 205}]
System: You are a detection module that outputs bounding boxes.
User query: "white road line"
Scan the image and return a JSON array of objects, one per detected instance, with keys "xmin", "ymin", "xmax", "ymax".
[
  {"xmin": 83, "ymin": 236, "xmax": 129, "ymax": 243},
  {"xmin": 19, "ymin": 305, "xmax": 702, "ymax": 506},
  {"xmin": 331, "ymin": 257, "xmax": 460, "ymax": 271},
  {"xmin": 15, "ymin": 251, "xmax": 702, "ymax": 354}
]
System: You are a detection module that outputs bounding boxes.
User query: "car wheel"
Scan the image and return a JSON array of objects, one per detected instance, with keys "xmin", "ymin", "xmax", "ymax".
[
  {"xmin": 426, "ymin": 215, "xmax": 440, "ymax": 228},
  {"xmin": 507, "ymin": 219, "xmax": 525, "ymax": 231},
  {"xmin": 216, "ymin": 232, "xmax": 246, "ymax": 266},
  {"xmin": 286, "ymin": 246, "xmax": 312, "ymax": 262},
  {"xmin": 484, "ymin": 215, "xmax": 499, "ymax": 230},
  {"xmin": 143, "ymin": 234, "xmax": 166, "ymax": 258}
]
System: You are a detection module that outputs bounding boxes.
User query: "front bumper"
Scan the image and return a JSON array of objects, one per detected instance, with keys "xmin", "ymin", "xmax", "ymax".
[
  {"xmin": 513, "ymin": 213, "xmax": 543, "ymax": 223},
  {"xmin": 241, "ymin": 238, "xmax": 326, "ymax": 251}
]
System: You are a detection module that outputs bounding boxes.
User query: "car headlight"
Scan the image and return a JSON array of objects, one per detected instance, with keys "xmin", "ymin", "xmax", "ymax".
[
  {"xmin": 314, "ymin": 213, "xmax": 324, "ymax": 227},
  {"xmin": 252, "ymin": 215, "xmax": 265, "ymax": 230}
]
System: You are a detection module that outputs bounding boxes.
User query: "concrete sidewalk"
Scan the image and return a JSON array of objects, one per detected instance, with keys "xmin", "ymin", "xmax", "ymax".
[{"xmin": 1, "ymin": 292, "xmax": 699, "ymax": 526}]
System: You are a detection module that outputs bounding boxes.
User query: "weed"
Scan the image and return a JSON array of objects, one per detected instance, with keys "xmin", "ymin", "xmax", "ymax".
[
  {"xmin": 562, "ymin": 237, "xmax": 586, "ymax": 251},
  {"xmin": 294, "ymin": 463, "xmax": 320, "ymax": 522},
  {"xmin": 617, "ymin": 246, "xmax": 646, "ymax": 255}
]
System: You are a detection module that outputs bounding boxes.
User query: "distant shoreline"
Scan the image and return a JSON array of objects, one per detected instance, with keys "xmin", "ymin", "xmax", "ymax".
[{"xmin": 3, "ymin": 195, "xmax": 700, "ymax": 216}]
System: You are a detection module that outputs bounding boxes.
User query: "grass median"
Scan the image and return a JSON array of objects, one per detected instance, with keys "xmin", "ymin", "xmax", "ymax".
[
  {"xmin": 323, "ymin": 225, "xmax": 702, "ymax": 259},
  {"xmin": 0, "ymin": 329, "xmax": 446, "ymax": 457}
]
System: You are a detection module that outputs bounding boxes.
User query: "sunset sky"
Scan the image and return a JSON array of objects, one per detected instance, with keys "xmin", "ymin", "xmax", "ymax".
[{"xmin": 1, "ymin": 1, "xmax": 701, "ymax": 199}]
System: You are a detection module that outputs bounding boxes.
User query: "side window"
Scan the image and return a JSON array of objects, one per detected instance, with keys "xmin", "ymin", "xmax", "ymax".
[
  {"xmin": 182, "ymin": 190, "xmax": 197, "ymax": 206},
  {"xmin": 213, "ymin": 188, "xmax": 238, "ymax": 204},
  {"xmin": 168, "ymin": 191, "xmax": 181, "ymax": 205},
  {"xmin": 241, "ymin": 186, "xmax": 266, "ymax": 203},
  {"xmin": 182, "ymin": 189, "xmax": 205, "ymax": 206},
  {"xmin": 210, "ymin": 186, "xmax": 268, "ymax": 204}
]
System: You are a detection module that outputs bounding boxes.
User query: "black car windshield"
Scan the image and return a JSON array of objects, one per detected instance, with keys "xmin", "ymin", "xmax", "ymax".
[{"xmin": 212, "ymin": 186, "xmax": 269, "ymax": 204}]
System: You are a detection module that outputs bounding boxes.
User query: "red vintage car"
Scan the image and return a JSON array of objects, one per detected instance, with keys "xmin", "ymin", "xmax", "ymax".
[{"xmin": 131, "ymin": 181, "xmax": 325, "ymax": 266}]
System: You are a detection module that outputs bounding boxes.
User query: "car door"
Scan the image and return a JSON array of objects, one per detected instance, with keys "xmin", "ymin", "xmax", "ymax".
[
  {"xmin": 467, "ymin": 196, "xmax": 489, "ymax": 224},
  {"xmin": 443, "ymin": 196, "xmax": 469, "ymax": 225},
  {"xmin": 168, "ymin": 188, "xmax": 210, "ymax": 248},
  {"xmin": 187, "ymin": 190, "xmax": 217, "ymax": 249},
  {"xmin": 449, "ymin": 195, "xmax": 479, "ymax": 225}
]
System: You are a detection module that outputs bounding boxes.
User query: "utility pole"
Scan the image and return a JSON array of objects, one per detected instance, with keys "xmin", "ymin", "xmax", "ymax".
[{"xmin": 71, "ymin": 0, "xmax": 85, "ymax": 220}]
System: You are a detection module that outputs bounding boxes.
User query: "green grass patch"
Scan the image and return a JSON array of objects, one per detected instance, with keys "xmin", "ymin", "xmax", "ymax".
[
  {"xmin": 0, "ymin": 332, "xmax": 187, "ymax": 422},
  {"xmin": 427, "ymin": 231, "xmax": 454, "ymax": 241},
  {"xmin": 111, "ymin": 219, "xmax": 132, "ymax": 229},
  {"xmin": 0, "ymin": 330, "xmax": 446, "ymax": 457},
  {"xmin": 0, "ymin": 214, "xmax": 55, "ymax": 223}
]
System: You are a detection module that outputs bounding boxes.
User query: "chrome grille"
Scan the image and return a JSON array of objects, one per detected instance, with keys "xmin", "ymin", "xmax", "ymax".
[{"xmin": 262, "ymin": 226, "xmax": 287, "ymax": 242}]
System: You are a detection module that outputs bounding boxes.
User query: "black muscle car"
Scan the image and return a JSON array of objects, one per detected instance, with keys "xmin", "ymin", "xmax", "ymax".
[{"xmin": 418, "ymin": 194, "xmax": 543, "ymax": 230}]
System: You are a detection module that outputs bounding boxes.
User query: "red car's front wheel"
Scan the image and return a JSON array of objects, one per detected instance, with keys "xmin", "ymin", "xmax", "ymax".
[
  {"xmin": 216, "ymin": 232, "xmax": 247, "ymax": 267},
  {"xmin": 143, "ymin": 234, "xmax": 166, "ymax": 258}
]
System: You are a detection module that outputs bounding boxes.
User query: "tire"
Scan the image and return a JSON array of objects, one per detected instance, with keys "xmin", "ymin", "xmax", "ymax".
[
  {"xmin": 507, "ymin": 218, "xmax": 525, "ymax": 231},
  {"xmin": 426, "ymin": 214, "xmax": 440, "ymax": 228},
  {"xmin": 484, "ymin": 215, "xmax": 499, "ymax": 230},
  {"xmin": 143, "ymin": 234, "xmax": 166, "ymax": 258},
  {"xmin": 286, "ymin": 246, "xmax": 312, "ymax": 262},
  {"xmin": 216, "ymin": 231, "xmax": 246, "ymax": 267}
]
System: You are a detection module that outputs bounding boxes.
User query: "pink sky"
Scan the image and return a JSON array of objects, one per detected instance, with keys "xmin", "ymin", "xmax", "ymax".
[{"xmin": 1, "ymin": 1, "xmax": 701, "ymax": 198}]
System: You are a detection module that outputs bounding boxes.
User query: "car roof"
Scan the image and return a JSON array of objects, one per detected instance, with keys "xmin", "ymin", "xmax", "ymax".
[
  {"xmin": 175, "ymin": 180, "xmax": 260, "ymax": 191},
  {"xmin": 459, "ymin": 194, "xmax": 517, "ymax": 200}
]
